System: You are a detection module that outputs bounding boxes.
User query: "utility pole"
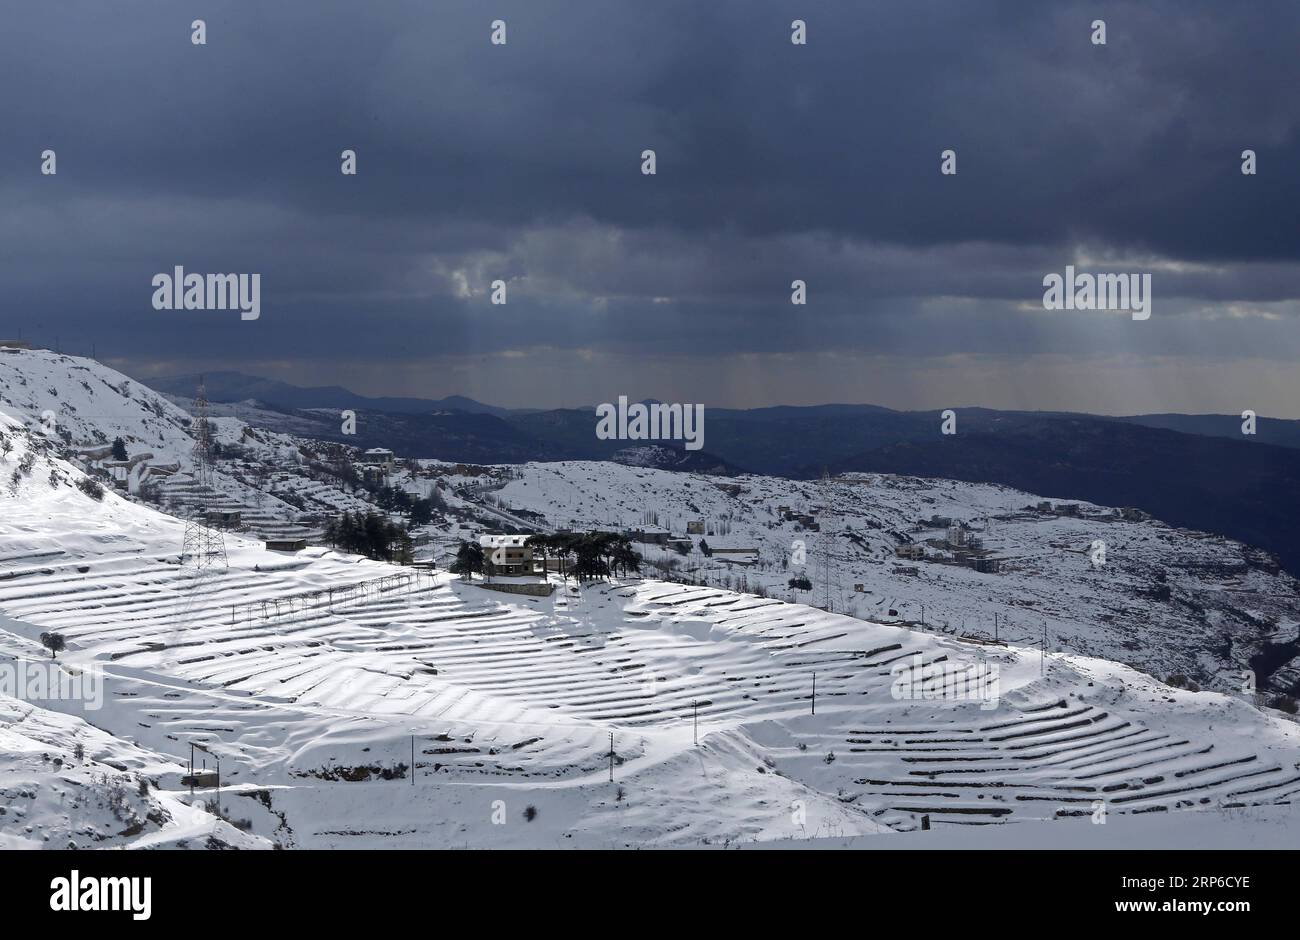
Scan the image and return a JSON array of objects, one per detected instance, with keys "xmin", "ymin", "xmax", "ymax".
[
  {"xmin": 1041, "ymin": 621, "xmax": 1047, "ymax": 675},
  {"xmin": 820, "ymin": 468, "xmax": 833, "ymax": 611},
  {"xmin": 608, "ymin": 732, "xmax": 614, "ymax": 782},
  {"xmin": 411, "ymin": 735, "xmax": 416, "ymax": 785},
  {"xmin": 811, "ymin": 672, "xmax": 817, "ymax": 715},
  {"xmin": 994, "ymin": 612, "xmax": 998, "ymax": 643},
  {"xmin": 693, "ymin": 700, "xmax": 698, "ymax": 745}
]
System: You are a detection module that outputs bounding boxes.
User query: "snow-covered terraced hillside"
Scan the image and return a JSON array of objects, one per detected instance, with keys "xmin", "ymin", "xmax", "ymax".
[
  {"xmin": 484, "ymin": 462, "xmax": 1300, "ymax": 699},
  {"xmin": 0, "ymin": 690, "xmax": 270, "ymax": 850},
  {"xmin": 0, "ymin": 347, "xmax": 357, "ymax": 527},
  {"xmin": 617, "ymin": 582, "xmax": 1300, "ymax": 829},
  {"xmin": 10, "ymin": 347, "xmax": 1296, "ymax": 703},
  {"xmin": 1, "ymin": 412, "xmax": 1297, "ymax": 847}
]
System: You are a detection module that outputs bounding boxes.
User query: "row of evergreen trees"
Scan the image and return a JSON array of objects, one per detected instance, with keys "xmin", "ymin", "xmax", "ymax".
[
  {"xmin": 370, "ymin": 483, "xmax": 444, "ymax": 526},
  {"xmin": 449, "ymin": 531, "xmax": 642, "ymax": 582},
  {"xmin": 322, "ymin": 511, "xmax": 414, "ymax": 564},
  {"xmin": 530, "ymin": 532, "xmax": 641, "ymax": 581}
]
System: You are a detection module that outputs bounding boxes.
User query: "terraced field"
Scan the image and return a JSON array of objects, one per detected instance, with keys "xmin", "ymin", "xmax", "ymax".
[
  {"xmin": 757, "ymin": 692, "xmax": 1300, "ymax": 831},
  {"xmin": 1, "ymin": 416, "xmax": 1297, "ymax": 847}
]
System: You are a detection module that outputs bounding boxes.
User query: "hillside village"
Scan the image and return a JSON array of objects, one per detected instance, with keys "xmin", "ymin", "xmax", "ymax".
[
  {"xmin": 2, "ymin": 346, "xmax": 1297, "ymax": 704},
  {"xmin": 1, "ymin": 345, "xmax": 1298, "ymax": 849}
]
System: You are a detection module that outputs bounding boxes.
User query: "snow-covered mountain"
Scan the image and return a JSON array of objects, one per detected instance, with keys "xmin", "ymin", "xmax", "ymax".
[
  {"xmin": 4, "ymin": 348, "xmax": 1298, "ymax": 702},
  {"xmin": 1, "ymin": 349, "xmax": 1298, "ymax": 848},
  {"xmin": 0, "ymin": 347, "xmax": 367, "ymax": 541}
]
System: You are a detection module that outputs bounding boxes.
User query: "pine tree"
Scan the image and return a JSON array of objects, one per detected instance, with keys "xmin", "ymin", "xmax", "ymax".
[{"xmin": 450, "ymin": 541, "xmax": 484, "ymax": 580}]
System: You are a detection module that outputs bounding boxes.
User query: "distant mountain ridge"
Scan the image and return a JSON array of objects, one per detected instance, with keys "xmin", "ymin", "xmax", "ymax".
[
  {"xmin": 143, "ymin": 371, "xmax": 1300, "ymax": 452},
  {"xmin": 148, "ymin": 371, "xmax": 522, "ymax": 419},
  {"xmin": 1110, "ymin": 412, "xmax": 1300, "ymax": 450}
]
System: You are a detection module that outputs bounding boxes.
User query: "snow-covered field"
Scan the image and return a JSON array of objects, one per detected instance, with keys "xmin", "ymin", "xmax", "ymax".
[
  {"xmin": 0, "ymin": 683, "xmax": 269, "ymax": 850},
  {"xmin": 2, "ymin": 347, "xmax": 1298, "ymax": 849},
  {"xmin": 6, "ymin": 347, "xmax": 1297, "ymax": 699},
  {"xmin": 479, "ymin": 461, "xmax": 1300, "ymax": 699}
]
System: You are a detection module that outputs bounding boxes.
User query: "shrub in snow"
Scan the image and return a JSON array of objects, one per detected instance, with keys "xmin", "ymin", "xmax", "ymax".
[
  {"xmin": 1167, "ymin": 674, "xmax": 1200, "ymax": 692},
  {"xmin": 39, "ymin": 632, "xmax": 66, "ymax": 659},
  {"xmin": 76, "ymin": 476, "xmax": 104, "ymax": 500}
]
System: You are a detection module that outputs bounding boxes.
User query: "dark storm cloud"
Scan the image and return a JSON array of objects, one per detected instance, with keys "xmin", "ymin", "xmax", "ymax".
[{"xmin": 1, "ymin": 0, "xmax": 1299, "ymax": 408}]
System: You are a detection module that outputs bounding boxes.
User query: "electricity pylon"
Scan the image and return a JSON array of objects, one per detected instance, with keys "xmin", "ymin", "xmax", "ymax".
[{"xmin": 180, "ymin": 377, "xmax": 227, "ymax": 569}]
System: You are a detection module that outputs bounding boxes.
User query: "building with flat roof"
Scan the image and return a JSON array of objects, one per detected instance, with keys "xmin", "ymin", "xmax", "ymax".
[
  {"xmin": 479, "ymin": 534, "xmax": 537, "ymax": 576},
  {"xmin": 360, "ymin": 447, "xmax": 395, "ymax": 469},
  {"xmin": 625, "ymin": 526, "xmax": 671, "ymax": 545},
  {"xmin": 265, "ymin": 537, "xmax": 307, "ymax": 552}
]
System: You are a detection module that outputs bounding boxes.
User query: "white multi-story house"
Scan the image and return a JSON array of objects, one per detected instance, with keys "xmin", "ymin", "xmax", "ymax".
[
  {"xmin": 360, "ymin": 448, "xmax": 395, "ymax": 471},
  {"xmin": 479, "ymin": 534, "xmax": 535, "ymax": 576}
]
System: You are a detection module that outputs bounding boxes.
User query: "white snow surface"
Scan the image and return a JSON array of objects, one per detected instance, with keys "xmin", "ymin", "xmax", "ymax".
[{"xmin": 1, "ymin": 348, "xmax": 1298, "ymax": 848}]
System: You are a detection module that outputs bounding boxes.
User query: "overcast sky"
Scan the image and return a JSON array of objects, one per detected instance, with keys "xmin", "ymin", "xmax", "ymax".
[{"xmin": 2, "ymin": 0, "xmax": 1299, "ymax": 415}]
